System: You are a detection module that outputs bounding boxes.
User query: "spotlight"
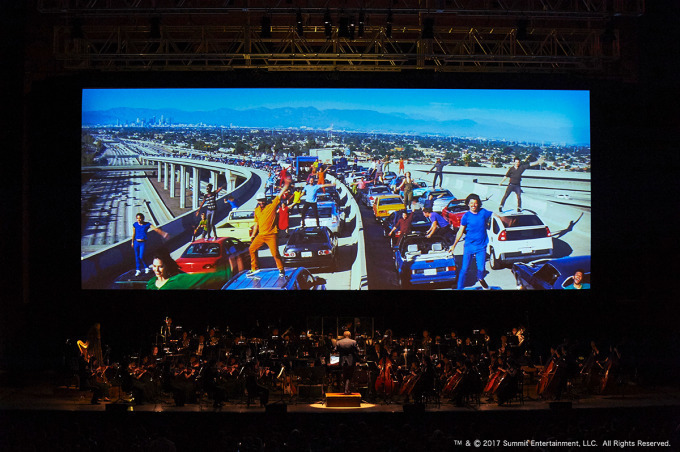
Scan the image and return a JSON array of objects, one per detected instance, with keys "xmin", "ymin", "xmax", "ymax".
[
  {"xmin": 422, "ymin": 17, "xmax": 434, "ymax": 39},
  {"xmin": 349, "ymin": 15, "xmax": 356, "ymax": 40},
  {"xmin": 358, "ymin": 10, "xmax": 365, "ymax": 37},
  {"xmin": 385, "ymin": 10, "xmax": 393, "ymax": 38},
  {"xmin": 296, "ymin": 10, "xmax": 303, "ymax": 36},
  {"xmin": 324, "ymin": 10, "xmax": 332, "ymax": 38},
  {"xmin": 261, "ymin": 16, "xmax": 271, "ymax": 38}
]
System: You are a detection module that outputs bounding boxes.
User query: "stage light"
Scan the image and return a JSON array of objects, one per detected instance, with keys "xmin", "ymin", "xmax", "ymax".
[
  {"xmin": 385, "ymin": 10, "xmax": 393, "ymax": 38},
  {"xmin": 324, "ymin": 10, "xmax": 332, "ymax": 38},
  {"xmin": 296, "ymin": 10, "xmax": 304, "ymax": 36},
  {"xmin": 422, "ymin": 17, "xmax": 434, "ymax": 39},
  {"xmin": 261, "ymin": 16, "xmax": 271, "ymax": 38},
  {"xmin": 358, "ymin": 10, "xmax": 365, "ymax": 37},
  {"xmin": 349, "ymin": 15, "xmax": 356, "ymax": 40}
]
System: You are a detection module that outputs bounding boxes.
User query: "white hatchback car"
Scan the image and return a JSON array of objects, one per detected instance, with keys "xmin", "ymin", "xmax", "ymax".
[
  {"xmin": 302, "ymin": 201, "xmax": 345, "ymax": 234},
  {"xmin": 486, "ymin": 210, "xmax": 553, "ymax": 269}
]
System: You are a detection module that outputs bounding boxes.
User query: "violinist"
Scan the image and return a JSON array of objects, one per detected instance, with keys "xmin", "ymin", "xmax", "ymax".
[
  {"xmin": 244, "ymin": 361, "xmax": 270, "ymax": 406},
  {"xmin": 127, "ymin": 359, "xmax": 154, "ymax": 405},
  {"xmin": 88, "ymin": 358, "xmax": 111, "ymax": 404},
  {"xmin": 201, "ymin": 359, "xmax": 226, "ymax": 408},
  {"xmin": 170, "ymin": 359, "xmax": 198, "ymax": 406}
]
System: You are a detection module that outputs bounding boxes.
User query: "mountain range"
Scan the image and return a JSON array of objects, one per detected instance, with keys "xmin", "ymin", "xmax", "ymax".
[{"xmin": 82, "ymin": 106, "xmax": 589, "ymax": 145}]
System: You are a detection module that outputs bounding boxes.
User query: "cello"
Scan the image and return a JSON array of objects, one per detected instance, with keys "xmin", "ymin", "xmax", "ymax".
[
  {"xmin": 536, "ymin": 349, "xmax": 565, "ymax": 400},
  {"xmin": 442, "ymin": 369, "xmax": 464, "ymax": 398}
]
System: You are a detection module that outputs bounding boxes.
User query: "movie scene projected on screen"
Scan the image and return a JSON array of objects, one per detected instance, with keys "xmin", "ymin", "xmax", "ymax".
[{"xmin": 81, "ymin": 88, "xmax": 590, "ymax": 291}]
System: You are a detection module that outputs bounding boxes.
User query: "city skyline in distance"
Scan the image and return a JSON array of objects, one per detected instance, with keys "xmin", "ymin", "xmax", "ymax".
[{"xmin": 83, "ymin": 88, "xmax": 590, "ymax": 146}]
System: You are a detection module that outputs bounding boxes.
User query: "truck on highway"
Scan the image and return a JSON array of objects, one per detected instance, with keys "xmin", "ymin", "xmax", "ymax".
[
  {"xmin": 308, "ymin": 148, "xmax": 334, "ymax": 165},
  {"xmin": 295, "ymin": 155, "xmax": 318, "ymax": 181}
]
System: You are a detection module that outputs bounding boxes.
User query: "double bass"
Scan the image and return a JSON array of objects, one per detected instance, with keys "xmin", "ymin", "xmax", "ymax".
[
  {"xmin": 375, "ymin": 356, "xmax": 396, "ymax": 395},
  {"xmin": 599, "ymin": 347, "xmax": 621, "ymax": 394}
]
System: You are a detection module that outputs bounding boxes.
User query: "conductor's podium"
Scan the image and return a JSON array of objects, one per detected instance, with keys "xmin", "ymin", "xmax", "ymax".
[{"xmin": 325, "ymin": 393, "xmax": 362, "ymax": 408}]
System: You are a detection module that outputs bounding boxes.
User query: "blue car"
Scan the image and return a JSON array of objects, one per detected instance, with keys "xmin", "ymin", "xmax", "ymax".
[
  {"xmin": 394, "ymin": 235, "xmax": 457, "ymax": 289},
  {"xmin": 221, "ymin": 267, "xmax": 327, "ymax": 290},
  {"xmin": 512, "ymin": 255, "xmax": 591, "ymax": 290}
]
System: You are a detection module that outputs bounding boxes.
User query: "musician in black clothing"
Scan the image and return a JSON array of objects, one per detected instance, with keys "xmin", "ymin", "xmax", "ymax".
[
  {"xmin": 336, "ymin": 331, "xmax": 360, "ymax": 394},
  {"xmin": 496, "ymin": 356, "xmax": 520, "ymax": 406},
  {"xmin": 87, "ymin": 358, "xmax": 111, "ymax": 404}
]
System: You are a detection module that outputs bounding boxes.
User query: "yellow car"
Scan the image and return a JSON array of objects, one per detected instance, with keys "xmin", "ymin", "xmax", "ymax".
[
  {"xmin": 215, "ymin": 209, "xmax": 256, "ymax": 242},
  {"xmin": 372, "ymin": 195, "xmax": 406, "ymax": 222}
]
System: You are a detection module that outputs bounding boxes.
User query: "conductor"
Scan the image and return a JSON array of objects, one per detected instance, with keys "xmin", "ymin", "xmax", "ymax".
[{"xmin": 336, "ymin": 330, "xmax": 360, "ymax": 394}]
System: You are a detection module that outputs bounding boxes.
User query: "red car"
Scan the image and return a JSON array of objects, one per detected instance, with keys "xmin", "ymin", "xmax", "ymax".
[
  {"xmin": 176, "ymin": 237, "xmax": 251, "ymax": 275},
  {"xmin": 441, "ymin": 199, "xmax": 469, "ymax": 230}
]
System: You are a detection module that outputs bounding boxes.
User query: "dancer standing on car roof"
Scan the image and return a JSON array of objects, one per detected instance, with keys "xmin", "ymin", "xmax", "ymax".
[
  {"xmin": 196, "ymin": 183, "xmax": 225, "ymax": 240},
  {"xmin": 427, "ymin": 158, "xmax": 450, "ymax": 188},
  {"xmin": 450, "ymin": 194, "xmax": 496, "ymax": 290},
  {"xmin": 247, "ymin": 181, "xmax": 291, "ymax": 278},
  {"xmin": 498, "ymin": 156, "xmax": 544, "ymax": 212},
  {"xmin": 299, "ymin": 177, "xmax": 335, "ymax": 228}
]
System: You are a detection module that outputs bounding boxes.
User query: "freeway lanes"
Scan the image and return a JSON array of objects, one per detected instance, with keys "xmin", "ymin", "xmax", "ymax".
[
  {"xmin": 81, "ymin": 144, "xmax": 172, "ymax": 256},
  {"xmin": 357, "ymin": 183, "xmax": 590, "ymax": 290}
]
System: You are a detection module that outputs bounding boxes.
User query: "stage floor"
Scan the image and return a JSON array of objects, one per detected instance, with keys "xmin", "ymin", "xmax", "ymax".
[{"xmin": 1, "ymin": 373, "xmax": 679, "ymax": 414}]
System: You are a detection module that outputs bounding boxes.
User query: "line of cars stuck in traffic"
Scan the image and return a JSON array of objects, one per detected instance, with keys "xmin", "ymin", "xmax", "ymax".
[
  {"xmin": 335, "ymin": 167, "xmax": 590, "ymax": 290},
  {"xmin": 112, "ymin": 162, "xmax": 589, "ymax": 290}
]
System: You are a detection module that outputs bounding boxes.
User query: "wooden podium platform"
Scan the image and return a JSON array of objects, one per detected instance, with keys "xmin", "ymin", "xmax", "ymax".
[{"xmin": 325, "ymin": 393, "xmax": 362, "ymax": 408}]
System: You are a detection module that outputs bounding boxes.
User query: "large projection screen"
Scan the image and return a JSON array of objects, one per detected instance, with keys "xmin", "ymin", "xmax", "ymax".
[{"xmin": 81, "ymin": 88, "xmax": 590, "ymax": 291}]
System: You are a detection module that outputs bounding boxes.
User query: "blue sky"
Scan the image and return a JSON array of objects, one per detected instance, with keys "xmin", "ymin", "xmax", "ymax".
[{"xmin": 83, "ymin": 88, "xmax": 590, "ymax": 143}]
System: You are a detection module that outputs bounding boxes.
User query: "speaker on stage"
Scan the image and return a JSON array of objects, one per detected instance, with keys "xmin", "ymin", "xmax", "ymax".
[
  {"xmin": 549, "ymin": 401, "xmax": 572, "ymax": 411},
  {"xmin": 265, "ymin": 403, "xmax": 287, "ymax": 415},
  {"xmin": 105, "ymin": 403, "xmax": 133, "ymax": 412}
]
